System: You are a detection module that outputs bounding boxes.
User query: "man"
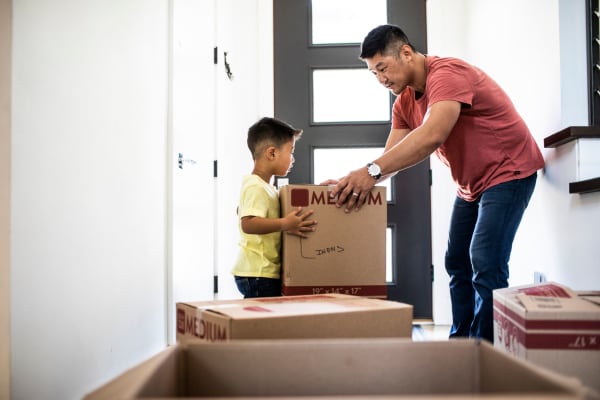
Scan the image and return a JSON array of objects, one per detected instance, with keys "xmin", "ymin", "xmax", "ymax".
[{"xmin": 329, "ymin": 24, "xmax": 544, "ymax": 342}]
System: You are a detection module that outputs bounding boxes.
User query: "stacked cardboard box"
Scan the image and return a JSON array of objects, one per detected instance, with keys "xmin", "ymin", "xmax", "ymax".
[
  {"xmin": 84, "ymin": 339, "xmax": 597, "ymax": 399},
  {"xmin": 176, "ymin": 293, "xmax": 413, "ymax": 342},
  {"xmin": 279, "ymin": 185, "xmax": 387, "ymax": 297},
  {"xmin": 493, "ymin": 282, "xmax": 600, "ymax": 392}
]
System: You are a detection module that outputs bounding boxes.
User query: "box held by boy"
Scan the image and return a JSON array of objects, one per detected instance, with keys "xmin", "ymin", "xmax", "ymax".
[{"xmin": 279, "ymin": 184, "xmax": 387, "ymax": 298}]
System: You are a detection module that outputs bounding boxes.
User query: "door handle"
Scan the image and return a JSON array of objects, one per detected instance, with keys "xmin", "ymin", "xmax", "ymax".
[{"xmin": 178, "ymin": 153, "xmax": 197, "ymax": 169}]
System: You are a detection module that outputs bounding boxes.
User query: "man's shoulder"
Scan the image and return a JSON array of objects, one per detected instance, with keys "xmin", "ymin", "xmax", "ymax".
[
  {"xmin": 428, "ymin": 56, "xmax": 476, "ymax": 75},
  {"xmin": 429, "ymin": 55, "xmax": 469, "ymax": 66}
]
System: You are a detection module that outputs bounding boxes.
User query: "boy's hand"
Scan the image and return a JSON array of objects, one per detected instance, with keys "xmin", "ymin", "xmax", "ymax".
[{"xmin": 282, "ymin": 207, "xmax": 317, "ymax": 238}]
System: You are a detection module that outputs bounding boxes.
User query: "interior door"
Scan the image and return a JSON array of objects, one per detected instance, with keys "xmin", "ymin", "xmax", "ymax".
[
  {"xmin": 169, "ymin": 0, "xmax": 216, "ymax": 343},
  {"xmin": 213, "ymin": 0, "xmax": 275, "ymax": 300},
  {"xmin": 170, "ymin": 0, "xmax": 273, "ymax": 311},
  {"xmin": 274, "ymin": 0, "xmax": 432, "ymax": 318}
]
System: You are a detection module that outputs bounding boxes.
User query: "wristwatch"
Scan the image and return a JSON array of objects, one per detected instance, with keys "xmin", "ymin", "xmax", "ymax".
[{"xmin": 366, "ymin": 162, "xmax": 382, "ymax": 180}]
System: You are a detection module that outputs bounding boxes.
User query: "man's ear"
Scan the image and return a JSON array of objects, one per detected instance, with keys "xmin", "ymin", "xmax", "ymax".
[{"xmin": 400, "ymin": 43, "xmax": 413, "ymax": 59}]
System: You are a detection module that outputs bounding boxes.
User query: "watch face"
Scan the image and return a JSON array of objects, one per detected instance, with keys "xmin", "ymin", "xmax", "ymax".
[{"xmin": 368, "ymin": 163, "xmax": 381, "ymax": 176}]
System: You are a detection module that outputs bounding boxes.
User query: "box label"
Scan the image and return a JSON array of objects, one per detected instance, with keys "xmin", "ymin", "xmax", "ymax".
[
  {"xmin": 282, "ymin": 285, "xmax": 387, "ymax": 298},
  {"xmin": 494, "ymin": 300, "xmax": 600, "ymax": 352},
  {"xmin": 518, "ymin": 284, "xmax": 573, "ymax": 298},
  {"xmin": 176, "ymin": 308, "xmax": 227, "ymax": 342},
  {"xmin": 290, "ymin": 188, "xmax": 384, "ymax": 207},
  {"xmin": 495, "ymin": 308, "xmax": 600, "ymax": 352}
]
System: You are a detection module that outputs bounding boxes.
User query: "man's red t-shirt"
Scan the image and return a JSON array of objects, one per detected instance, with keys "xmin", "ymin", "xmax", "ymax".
[{"xmin": 392, "ymin": 56, "xmax": 544, "ymax": 201}]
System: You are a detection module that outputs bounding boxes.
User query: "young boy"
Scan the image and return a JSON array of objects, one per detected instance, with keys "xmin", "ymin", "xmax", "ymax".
[{"xmin": 232, "ymin": 117, "xmax": 317, "ymax": 298}]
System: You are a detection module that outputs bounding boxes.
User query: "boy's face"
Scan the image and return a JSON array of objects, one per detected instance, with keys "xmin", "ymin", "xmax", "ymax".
[{"xmin": 274, "ymin": 139, "xmax": 295, "ymax": 177}]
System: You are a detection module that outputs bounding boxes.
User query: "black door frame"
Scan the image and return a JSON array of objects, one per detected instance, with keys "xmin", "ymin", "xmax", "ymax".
[{"xmin": 274, "ymin": 0, "xmax": 432, "ymax": 318}]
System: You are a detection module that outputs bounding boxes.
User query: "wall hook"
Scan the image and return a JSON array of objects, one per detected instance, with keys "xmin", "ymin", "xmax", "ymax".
[{"xmin": 224, "ymin": 51, "xmax": 234, "ymax": 81}]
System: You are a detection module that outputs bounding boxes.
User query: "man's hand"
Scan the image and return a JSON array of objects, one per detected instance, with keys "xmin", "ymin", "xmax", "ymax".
[
  {"xmin": 329, "ymin": 166, "xmax": 376, "ymax": 213},
  {"xmin": 319, "ymin": 179, "xmax": 339, "ymax": 186},
  {"xmin": 282, "ymin": 207, "xmax": 317, "ymax": 238}
]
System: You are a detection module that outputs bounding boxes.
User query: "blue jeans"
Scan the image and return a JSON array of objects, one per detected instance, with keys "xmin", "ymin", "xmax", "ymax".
[
  {"xmin": 234, "ymin": 276, "xmax": 282, "ymax": 298},
  {"xmin": 444, "ymin": 173, "xmax": 537, "ymax": 342}
]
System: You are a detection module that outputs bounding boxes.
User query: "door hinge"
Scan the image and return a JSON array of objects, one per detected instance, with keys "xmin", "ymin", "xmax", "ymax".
[
  {"xmin": 429, "ymin": 169, "xmax": 432, "ymax": 186},
  {"xmin": 213, "ymin": 275, "xmax": 218, "ymax": 294},
  {"xmin": 431, "ymin": 264, "xmax": 434, "ymax": 282},
  {"xmin": 213, "ymin": 46, "xmax": 218, "ymax": 64},
  {"xmin": 213, "ymin": 160, "xmax": 218, "ymax": 178}
]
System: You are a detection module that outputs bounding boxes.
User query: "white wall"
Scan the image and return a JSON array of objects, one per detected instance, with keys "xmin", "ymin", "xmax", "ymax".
[
  {"xmin": 8, "ymin": 0, "xmax": 272, "ymax": 398},
  {"xmin": 427, "ymin": 0, "xmax": 599, "ymax": 325},
  {"xmin": 11, "ymin": 1, "xmax": 169, "ymax": 398},
  {"xmin": 1, "ymin": 0, "xmax": 11, "ymax": 397}
]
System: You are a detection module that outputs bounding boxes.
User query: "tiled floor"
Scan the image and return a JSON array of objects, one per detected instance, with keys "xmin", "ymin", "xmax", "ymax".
[{"xmin": 412, "ymin": 323, "xmax": 450, "ymax": 341}]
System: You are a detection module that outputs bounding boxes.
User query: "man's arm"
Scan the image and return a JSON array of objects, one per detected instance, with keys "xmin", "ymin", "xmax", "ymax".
[
  {"xmin": 378, "ymin": 127, "xmax": 411, "ymax": 180},
  {"xmin": 332, "ymin": 100, "xmax": 461, "ymax": 211}
]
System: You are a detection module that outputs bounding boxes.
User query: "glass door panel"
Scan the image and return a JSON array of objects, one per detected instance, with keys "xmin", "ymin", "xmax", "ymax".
[
  {"xmin": 313, "ymin": 147, "xmax": 390, "ymax": 201},
  {"xmin": 311, "ymin": 0, "xmax": 386, "ymax": 45},
  {"xmin": 312, "ymin": 68, "xmax": 390, "ymax": 123},
  {"xmin": 313, "ymin": 147, "xmax": 394, "ymax": 284}
]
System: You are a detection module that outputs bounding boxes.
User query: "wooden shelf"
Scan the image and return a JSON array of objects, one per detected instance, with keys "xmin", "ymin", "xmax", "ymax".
[
  {"xmin": 544, "ymin": 126, "xmax": 600, "ymax": 194},
  {"xmin": 544, "ymin": 126, "xmax": 600, "ymax": 148},
  {"xmin": 569, "ymin": 177, "xmax": 600, "ymax": 194}
]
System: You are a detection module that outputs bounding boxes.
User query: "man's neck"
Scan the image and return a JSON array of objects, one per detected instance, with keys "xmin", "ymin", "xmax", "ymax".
[{"xmin": 411, "ymin": 52, "xmax": 428, "ymax": 94}]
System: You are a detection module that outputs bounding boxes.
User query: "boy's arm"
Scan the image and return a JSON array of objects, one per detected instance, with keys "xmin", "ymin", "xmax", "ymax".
[{"xmin": 241, "ymin": 207, "xmax": 317, "ymax": 238}]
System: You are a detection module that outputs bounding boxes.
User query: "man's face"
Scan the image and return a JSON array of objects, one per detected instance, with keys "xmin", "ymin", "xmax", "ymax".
[{"xmin": 365, "ymin": 48, "xmax": 410, "ymax": 96}]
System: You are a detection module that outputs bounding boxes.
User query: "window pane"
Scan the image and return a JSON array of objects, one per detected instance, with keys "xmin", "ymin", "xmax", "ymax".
[
  {"xmin": 311, "ymin": 0, "xmax": 386, "ymax": 45},
  {"xmin": 313, "ymin": 147, "xmax": 391, "ymax": 202},
  {"xmin": 312, "ymin": 69, "xmax": 390, "ymax": 123}
]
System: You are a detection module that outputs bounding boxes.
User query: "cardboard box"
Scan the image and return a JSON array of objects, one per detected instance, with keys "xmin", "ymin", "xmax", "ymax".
[
  {"xmin": 84, "ymin": 339, "xmax": 598, "ymax": 399},
  {"xmin": 176, "ymin": 294, "xmax": 413, "ymax": 342},
  {"xmin": 493, "ymin": 282, "xmax": 600, "ymax": 392},
  {"xmin": 279, "ymin": 184, "xmax": 387, "ymax": 297}
]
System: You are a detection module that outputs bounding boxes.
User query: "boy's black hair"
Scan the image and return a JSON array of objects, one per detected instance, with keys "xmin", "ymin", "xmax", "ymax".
[
  {"xmin": 359, "ymin": 24, "xmax": 416, "ymax": 60},
  {"xmin": 247, "ymin": 117, "xmax": 302, "ymax": 160}
]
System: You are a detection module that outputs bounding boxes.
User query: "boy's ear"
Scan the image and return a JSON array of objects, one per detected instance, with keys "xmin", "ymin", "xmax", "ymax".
[{"xmin": 266, "ymin": 146, "xmax": 277, "ymax": 160}]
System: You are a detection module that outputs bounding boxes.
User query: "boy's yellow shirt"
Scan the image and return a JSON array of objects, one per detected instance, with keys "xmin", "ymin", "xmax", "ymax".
[{"xmin": 231, "ymin": 174, "xmax": 281, "ymax": 279}]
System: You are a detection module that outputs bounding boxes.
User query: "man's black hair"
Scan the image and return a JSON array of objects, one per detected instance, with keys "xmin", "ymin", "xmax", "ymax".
[{"xmin": 360, "ymin": 24, "xmax": 416, "ymax": 60}]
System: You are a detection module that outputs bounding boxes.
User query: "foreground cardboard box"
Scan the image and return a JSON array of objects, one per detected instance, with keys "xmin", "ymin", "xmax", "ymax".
[
  {"xmin": 493, "ymin": 282, "xmax": 600, "ymax": 392},
  {"xmin": 176, "ymin": 294, "xmax": 413, "ymax": 342},
  {"xmin": 279, "ymin": 184, "xmax": 387, "ymax": 297},
  {"xmin": 85, "ymin": 339, "xmax": 598, "ymax": 400}
]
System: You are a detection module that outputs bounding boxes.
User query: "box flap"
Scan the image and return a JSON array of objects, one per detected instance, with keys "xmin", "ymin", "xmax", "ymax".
[
  {"xmin": 578, "ymin": 292, "xmax": 600, "ymax": 307},
  {"xmin": 516, "ymin": 294, "xmax": 600, "ymax": 316},
  {"xmin": 86, "ymin": 339, "xmax": 599, "ymax": 399},
  {"xmin": 517, "ymin": 283, "xmax": 577, "ymax": 298},
  {"xmin": 187, "ymin": 294, "xmax": 407, "ymax": 320},
  {"xmin": 494, "ymin": 282, "xmax": 600, "ymax": 320}
]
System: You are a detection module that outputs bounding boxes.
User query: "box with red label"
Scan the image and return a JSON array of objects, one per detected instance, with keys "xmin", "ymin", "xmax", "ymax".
[
  {"xmin": 176, "ymin": 293, "xmax": 413, "ymax": 343},
  {"xmin": 493, "ymin": 282, "xmax": 600, "ymax": 392},
  {"xmin": 279, "ymin": 184, "xmax": 387, "ymax": 298}
]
